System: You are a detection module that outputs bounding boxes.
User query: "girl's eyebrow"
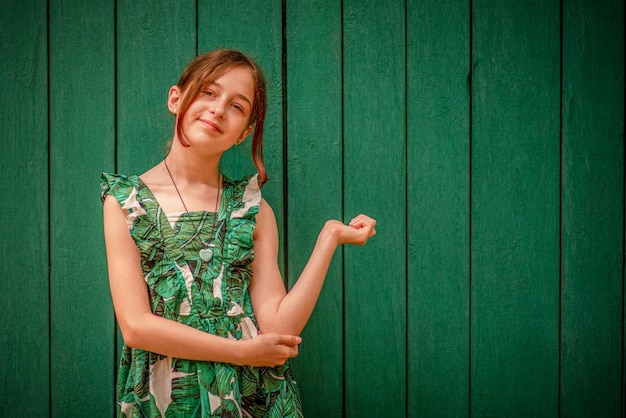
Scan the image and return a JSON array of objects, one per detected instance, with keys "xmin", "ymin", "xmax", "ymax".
[{"xmin": 211, "ymin": 81, "xmax": 252, "ymax": 107}]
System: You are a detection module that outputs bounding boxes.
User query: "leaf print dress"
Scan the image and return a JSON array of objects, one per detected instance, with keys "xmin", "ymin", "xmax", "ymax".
[{"xmin": 101, "ymin": 173, "xmax": 303, "ymax": 418}]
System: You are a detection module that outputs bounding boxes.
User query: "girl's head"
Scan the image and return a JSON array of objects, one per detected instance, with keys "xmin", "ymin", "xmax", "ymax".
[{"xmin": 174, "ymin": 49, "xmax": 268, "ymax": 185}]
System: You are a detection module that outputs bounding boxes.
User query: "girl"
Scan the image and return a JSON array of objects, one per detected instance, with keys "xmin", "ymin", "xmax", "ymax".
[{"xmin": 102, "ymin": 49, "xmax": 376, "ymax": 417}]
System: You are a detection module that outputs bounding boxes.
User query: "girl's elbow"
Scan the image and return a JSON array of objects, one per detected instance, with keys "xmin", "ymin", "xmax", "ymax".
[
  {"xmin": 118, "ymin": 322, "xmax": 139, "ymax": 348},
  {"xmin": 117, "ymin": 314, "xmax": 148, "ymax": 348}
]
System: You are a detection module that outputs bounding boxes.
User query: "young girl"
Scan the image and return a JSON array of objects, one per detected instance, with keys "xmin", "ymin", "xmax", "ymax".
[{"xmin": 101, "ymin": 49, "xmax": 376, "ymax": 417}]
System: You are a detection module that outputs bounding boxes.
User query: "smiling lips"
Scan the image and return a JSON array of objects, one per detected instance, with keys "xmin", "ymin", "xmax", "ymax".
[{"xmin": 200, "ymin": 118, "xmax": 223, "ymax": 133}]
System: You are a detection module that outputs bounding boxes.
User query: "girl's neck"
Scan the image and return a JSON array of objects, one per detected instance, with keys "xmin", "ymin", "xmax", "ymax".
[{"xmin": 165, "ymin": 141, "xmax": 222, "ymax": 186}]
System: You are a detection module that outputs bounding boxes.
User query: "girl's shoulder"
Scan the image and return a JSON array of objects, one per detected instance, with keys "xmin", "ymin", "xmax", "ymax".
[
  {"xmin": 225, "ymin": 173, "xmax": 262, "ymax": 220},
  {"xmin": 225, "ymin": 173, "xmax": 259, "ymax": 193},
  {"xmin": 100, "ymin": 172, "xmax": 141, "ymax": 205}
]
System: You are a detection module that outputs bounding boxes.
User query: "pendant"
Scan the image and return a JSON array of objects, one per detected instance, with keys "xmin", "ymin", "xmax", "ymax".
[{"xmin": 199, "ymin": 247, "xmax": 214, "ymax": 262}]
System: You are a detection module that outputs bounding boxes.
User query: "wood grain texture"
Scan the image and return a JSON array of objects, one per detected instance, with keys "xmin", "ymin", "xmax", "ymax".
[
  {"xmin": 48, "ymin": 0, "xmax": 116, "ymax": 414},
  {"xmin": 561, "ymin": 0, "xmax": 625, "ymax": 415},
  {"xmin": 0, "ymin": 1, "xmax": 49, "ymax": 416},
  {"xmin": 285, "ymin": 0, "xmax": 344, "ymax": 415},
  {"xmin": 116, "ymin": 0, "xmax": 196, "ymax": 175},
  {"xmin": 1, "ymin": 1, "xmax": 624, "ymax": 415},
  {"xmin": 471, "ymin": 0, "xmax": 561, "ymax": 415},
  {"xmin": 198, "ymin": 0, "xmax": 286, "ymax": 272},
  {"xmin": 406, "ymin": 0, "xmax": 471, "ymax": 415},
  {"xmin": 343, "ymin": 0, "xmax": 407, "ymax": 416}
]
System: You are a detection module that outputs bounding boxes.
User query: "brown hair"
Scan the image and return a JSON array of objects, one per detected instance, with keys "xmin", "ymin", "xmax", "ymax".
[{"xmin": 175, "ymin": 49, "xmax": 268, "ymax": 185}]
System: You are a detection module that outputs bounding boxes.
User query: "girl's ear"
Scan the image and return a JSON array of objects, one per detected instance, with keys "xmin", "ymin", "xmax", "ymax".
[
  {"xmin": 167, "ymin": 86, "xmax": 181, "ymax": 114},
  {"xmin": 238, "ymin": 125, "xmax": 254, "ymax": 143}
]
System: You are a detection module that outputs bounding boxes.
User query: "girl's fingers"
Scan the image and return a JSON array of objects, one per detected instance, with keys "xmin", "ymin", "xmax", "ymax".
[
  {"xmin": 345, "ymin": 215, "xmax": 377, "ymax": 244},
  {"xmin": 349, "ymin": 214, "xmax": 376, "ymax": 229}
]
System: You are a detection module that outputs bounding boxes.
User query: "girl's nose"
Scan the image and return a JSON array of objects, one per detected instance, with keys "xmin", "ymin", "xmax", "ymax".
[{"xmin": 210, "ymin": 101, "xmax": 225, "ymax": 118}]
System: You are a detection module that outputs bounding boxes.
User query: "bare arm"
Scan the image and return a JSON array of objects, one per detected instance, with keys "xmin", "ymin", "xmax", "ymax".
[
  {"xmin": 103, "ymin": 195, "xmax": 300, "ymax": 367},
  {"xmin": 249, "ymin": 199, "xmax": 376, "ymax": 336}
]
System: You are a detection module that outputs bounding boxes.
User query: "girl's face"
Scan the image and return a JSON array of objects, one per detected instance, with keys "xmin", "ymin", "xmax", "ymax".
[{"xmin": 169, "ymin": 65, "xmax": 255, "ymax": 155}]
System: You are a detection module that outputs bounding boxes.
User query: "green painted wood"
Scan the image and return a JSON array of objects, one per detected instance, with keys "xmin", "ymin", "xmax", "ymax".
[
  {"xmin": 343, "ymin": 1, "xmax": 407, "ymax": 416},
  {"xmin": 198, "ymin": 0, "xmax": 286, "ymax": 271},
  {"xmin": 471, "ymin": 0, "xmax": 561, "ymax": 415},
  {"xmin": 285, "ymin": 0, "xmax": 344, "ymax": 415},
  {"xmin": 2, "ymin": 2, "xmax": 625, "ymax": 415},
  {"xmin": 406, "ymin": 0, "xmax": 470, "ymax": 415},
  {"xmin": 116, "ymin": 0, "xmax": 196, "ymax": 175},
  {"xmin": 561, "ymin": 0, "xmax": 624, "ymax": 415},
  {"xmin": 48, "ymin": 1, "xmax": 116, "ymax": 415},
  {"xmin": 0, "ymin": 1, "xmax": 49, "ymax": 416}
]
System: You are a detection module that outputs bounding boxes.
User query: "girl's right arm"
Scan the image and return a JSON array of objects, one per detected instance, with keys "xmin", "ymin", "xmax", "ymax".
[{"xmin": 103, "ymin": 195, "xmax": 300, "ymax": 367}]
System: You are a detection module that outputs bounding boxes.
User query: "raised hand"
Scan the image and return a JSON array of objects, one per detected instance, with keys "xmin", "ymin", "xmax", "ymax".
[{"xmin": 323, "ymin": 214, "xmax": 377, "ymax": 246}]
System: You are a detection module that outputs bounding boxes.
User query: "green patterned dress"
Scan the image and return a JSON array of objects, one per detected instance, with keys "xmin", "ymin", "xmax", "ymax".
[{"xmin": 101, "ymin": 173, "xmax": 303, "ymax": 418}]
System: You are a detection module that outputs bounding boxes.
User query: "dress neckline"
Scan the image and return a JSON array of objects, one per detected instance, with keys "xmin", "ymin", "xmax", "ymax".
[{"xmin": 137, "ymin": 175, "xmax": 228, "ymax": 213}]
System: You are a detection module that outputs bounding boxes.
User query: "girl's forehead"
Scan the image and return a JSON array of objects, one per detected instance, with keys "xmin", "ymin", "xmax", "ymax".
[
  {"xmin": 214, "ymin": 66, "xmax": 253, "ymax": 84},
  {"xmin": 210, "ymin": 67, "xmax": 255, "ymax": 96}
]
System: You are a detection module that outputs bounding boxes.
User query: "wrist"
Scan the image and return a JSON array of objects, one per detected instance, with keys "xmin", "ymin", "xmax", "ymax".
[
  {"xmin": 319, "ymin": 221, "xmax": 342, "ymax": 247},
  {"xmin": 231, "ymin": 339, "xmax": 249, "ymax": 366}
]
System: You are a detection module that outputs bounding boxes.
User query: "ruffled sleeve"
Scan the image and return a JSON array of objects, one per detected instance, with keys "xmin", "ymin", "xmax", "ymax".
[
  {"xmin": 100, "ymin": 173, "xmax": 146, "ymax": 230},
  {"xmin": 229, "ymin": 174, "xmax": 261, "ymax": 220},
  {"xmin": 220, "ymin": 174, "xmax": 261, "ymax": 271}
]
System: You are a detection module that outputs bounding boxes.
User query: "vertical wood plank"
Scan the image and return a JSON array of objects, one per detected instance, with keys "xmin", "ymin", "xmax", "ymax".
[
  {"xmin": 561, "ymin": 0, "xmax": 624, "ymax": 415},
  {"xmin": 48, "ymin": 0, "xmax": 116, "ymax": 414},
  {"xmin": 343, "ymin": 1, "xmax": 407, "ymax": 416},
  {"xmin": 198, "ymin": 0, "xmax": 286, "ymax": 270},
  {"xmin": 471, "ymin": 0, "xmax": 561, "ymax": 415},
  {"xmin": 406, "ymin": 0, "xmax": 470, "ymax": 415},
  {"xmin": 285, "ymin": 0, "xmax": 344, "ymax": 415},
  {"xmin": 0, "ymin": 1, "xmax": 49, "ymax": 416},
  {"xmin": 117, "ymin": 0, "xmax": 196, "ymax": 175}
]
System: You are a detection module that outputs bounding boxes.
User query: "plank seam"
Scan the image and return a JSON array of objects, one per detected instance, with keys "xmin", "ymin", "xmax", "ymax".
[
  {"xmin": 622, "ymin": 29, "xmax": 626, "ymax": 418},
  {"xmin": 46, "ymin": 0, "xmax": 52, "ymax": 414},
  {"xmin": 112, "ymin": 1, "xmax": 120, "ymax": 415},
  {"xmin": 558, "ymin": 0, "xmax": 564, "ymax": 415},
  {"xmin": 281, "ymin": 0, "xmax": 289, "ymax": 287},
  {"xmin": 195, "ymin": 0, "xmax": 199, "ymax": 56},
  {"xmin": 340, "ymin": 0, "xmax": 346, "ymax": 415},
  {"xmin": 468, "ymin": 0, "xmax": 474, "ymax": 416},
  {"xmin": 403, "ymin": 0, "xmax": 409, "ymax": 415}
]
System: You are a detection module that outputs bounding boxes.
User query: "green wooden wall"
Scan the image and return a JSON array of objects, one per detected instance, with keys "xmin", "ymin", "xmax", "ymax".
[{"xmin": 1, "ymin": 1, "xmax": 623, "ymax": 417}]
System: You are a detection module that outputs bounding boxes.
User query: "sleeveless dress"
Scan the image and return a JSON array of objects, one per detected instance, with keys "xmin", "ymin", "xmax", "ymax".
[{"xmin": 101, "ymin": 173, "xmax": 303, "ymax": 418}]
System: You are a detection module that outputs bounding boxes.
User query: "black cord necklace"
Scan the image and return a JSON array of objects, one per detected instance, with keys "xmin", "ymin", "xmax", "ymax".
[{"xmin": 164, "ymin": 157, "xmax": 222, "ymax": 262}]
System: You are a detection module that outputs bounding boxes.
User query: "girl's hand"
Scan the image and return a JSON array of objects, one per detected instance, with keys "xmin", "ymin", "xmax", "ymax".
[
  {"xmin": 323, "ymin": 214, "xmax": 377, "ymax": 246},
  {"xmin": 237, "ymin": 334, "xmax": 302, "ymax": 367}
]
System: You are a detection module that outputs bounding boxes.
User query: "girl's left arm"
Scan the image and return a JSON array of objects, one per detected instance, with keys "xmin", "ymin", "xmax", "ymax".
[{"xmin": 249, "ymin": 198, "xmax": 376, "ymax": 336}]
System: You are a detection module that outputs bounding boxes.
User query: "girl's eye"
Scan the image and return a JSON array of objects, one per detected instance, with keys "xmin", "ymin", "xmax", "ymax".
[
  {"xmin": 203, "ymin": 90, "xmax": 216, "ymax": 98},
  {"xmin": 231, "ymin": 103, "xmax": 244, "ymax": 113}
]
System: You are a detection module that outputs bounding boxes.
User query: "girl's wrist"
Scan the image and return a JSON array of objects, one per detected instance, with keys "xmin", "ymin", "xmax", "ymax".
[
  {"xmin": 231, "ymin": 339, "xmax": 250, "ymax": 366},
  {"xmin": 319, "ymin": 221, "xmax": 342, "ymax": 247}
]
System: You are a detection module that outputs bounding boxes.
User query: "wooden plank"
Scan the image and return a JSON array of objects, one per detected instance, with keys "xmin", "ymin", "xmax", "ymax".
[
  {"xmin": 116, "ymin": 0, "xmax": 196, "ymax": 175},
  {"xmin": 284, "ymin": 0, "xmax": 344, "ymax": 415},
  {"xmin": 342, "ymin": 1, "xmax": 407, "ymax": 416},
  {"xmin": 406, "ymin": 0, "xmax": 470, "ymax": 415},
  {"xmin": 198, "ymin": 0, "xmax": 286, "ymax": 271},
  {"xmin": 0, "ymin": 1, "xmax": 49, "ymax": 416},
  {"xmin": 561, "ymin": 0, "xmax": 624, "ymax": 415},
  {"xmin": 470, "ymin": 0, "xmax": 561, "ymax": 415},
  {"xmin": 47, "ymin": 0, "xmax": 116, "ymax": 414}
]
